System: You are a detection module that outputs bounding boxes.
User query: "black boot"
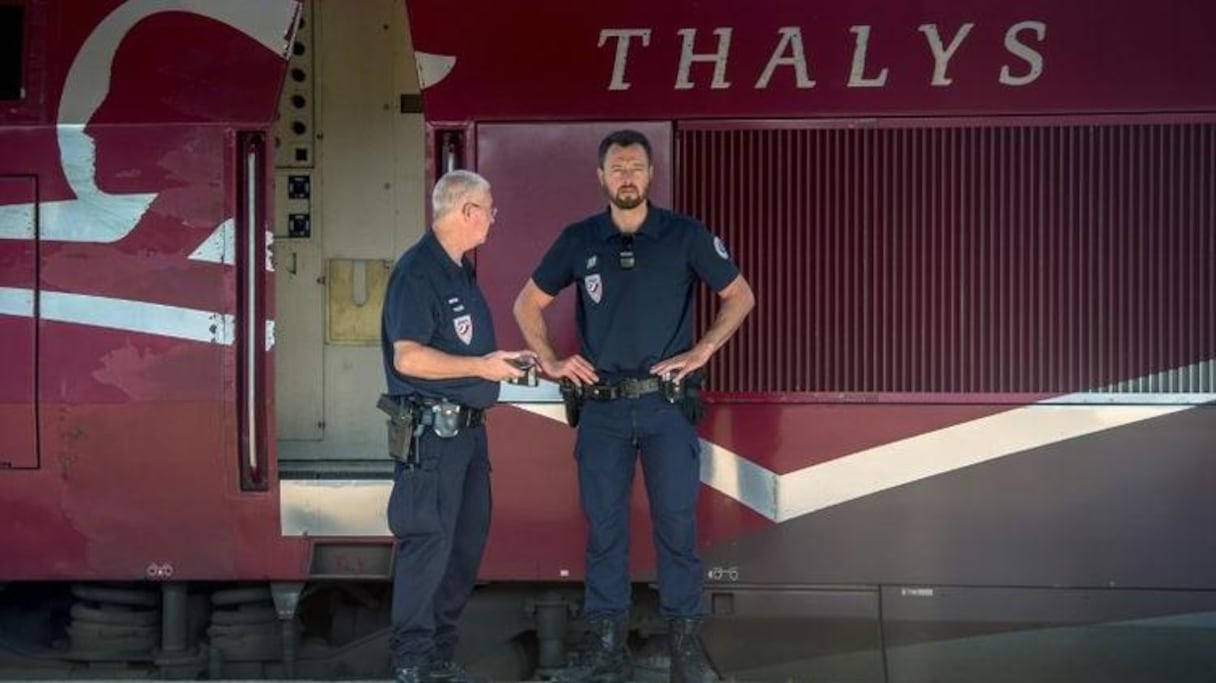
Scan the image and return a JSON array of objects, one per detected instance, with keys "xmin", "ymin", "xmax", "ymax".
[
  {"xmin": 558, "ymin": 618, "xmax": 633, "ymax": 683},
  {"xmin": 429, "ymin": 659, "xmax": 486, "ymax": 683},
  {"xmin": 394, "ymin": 663, "xmax": 432, "ymax": 683},
  {"xmin": 669, "ymin": 619, "xmax": 721, "ymax": 683}
]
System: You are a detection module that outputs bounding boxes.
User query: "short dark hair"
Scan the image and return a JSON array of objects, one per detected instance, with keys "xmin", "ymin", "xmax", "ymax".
[{"xmin": 598, "ymin": 129, "xmax": 652, "ymax": 168}]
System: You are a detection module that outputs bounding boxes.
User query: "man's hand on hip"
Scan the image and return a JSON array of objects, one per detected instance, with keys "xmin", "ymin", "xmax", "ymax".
[
  {"xmin": 540, "ymin": 355, "xmax": 599, "ymax": 385},
  {"xmin": 650, "ymin": 342, "xmax": 714, "ymax": 382}
]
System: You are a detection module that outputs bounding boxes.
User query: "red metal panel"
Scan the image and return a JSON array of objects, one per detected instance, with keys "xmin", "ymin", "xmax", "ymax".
[
  {"xmin": 0, "ymin": 3, "xmax": 311, "ymax": 580},
  {"xmin": 0, "ymin": 176, "xmax": 37, "ymax": 468},
  {"xmin": 404, "ymin": 0, "xmax": 1216, "ymax": 122},
  {"xmin": 677, "ymin": 120, "xmax": 1216, "ymax": 397}
]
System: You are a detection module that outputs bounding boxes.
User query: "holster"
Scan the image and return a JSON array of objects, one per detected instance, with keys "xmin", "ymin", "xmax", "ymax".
[
  {"xmin": 678, "ymin": 375, "xmax": 705, "ymax": 425},
  {"xmin": 377, "ymin": 394, "xmax": 418, "ymax": 464},
  {"xmin": 559, "ymin": 379, "xmax": 584, "ymax": 428}
]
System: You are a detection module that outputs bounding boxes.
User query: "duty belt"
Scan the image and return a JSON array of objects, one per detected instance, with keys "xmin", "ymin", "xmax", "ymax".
[
  {"xmin": 584, "ymin": 377, "xmax": 663, "ymax": 401},
  {"xmin": 387, "ymin": 396, "xmax": 485, "ymax": 429},
  {"xmin": 432, "ymin": 401, "xmax": 485, "ymax": 427}
]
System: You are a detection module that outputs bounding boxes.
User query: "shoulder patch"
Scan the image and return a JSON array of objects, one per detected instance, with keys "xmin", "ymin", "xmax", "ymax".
[{"xmin": 713, "ymin": 236, "xmax": 730, "ymax": 259}]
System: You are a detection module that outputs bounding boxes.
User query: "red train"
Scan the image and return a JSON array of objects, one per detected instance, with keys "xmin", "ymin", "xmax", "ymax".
[{"xmin": 1, "ymin": 0, "xmax": 1214, "ymax": 680}]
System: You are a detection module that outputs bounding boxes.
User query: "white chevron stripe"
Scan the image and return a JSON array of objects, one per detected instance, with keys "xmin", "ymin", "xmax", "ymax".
[
  {"xmin": 188, "ymin": 218, "xmax": 235, "ymax": 265},
  {"xmin": 282, "ymin": 365, "xmax": 1214, "ymax": 535},
  {"xmin": 279, "ymin": 397, "xmax": 1207, "ymax": 536},
  {"xmin": 772, "ymin": 403, "xmax": 1195, "ymax": 522},
  {"xmin": 507, "ymin": 367, "xmax": 1216, "ymax": 523}
]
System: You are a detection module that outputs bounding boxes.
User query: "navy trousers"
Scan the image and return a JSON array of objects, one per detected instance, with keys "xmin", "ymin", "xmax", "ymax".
[
  {"xmin": 387, "ymin": 425, "xmax": 490, "ymax": 668},
  {"xmin": 575, "ymin": 392, "xmax": 704, "ymax": 622}
]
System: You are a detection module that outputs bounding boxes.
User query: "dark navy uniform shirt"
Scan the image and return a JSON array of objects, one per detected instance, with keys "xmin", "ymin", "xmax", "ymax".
[
  {"xmin": 532, "ymin": 204, "xmax": 739, "ymax": 378},
  {"xmin": 381, "ymin": 231, "xmax": 499, "ymax": 409}
]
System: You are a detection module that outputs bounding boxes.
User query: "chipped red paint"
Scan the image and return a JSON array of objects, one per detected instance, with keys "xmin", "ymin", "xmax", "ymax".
[{"xmin": 0, "ymin": 0, "xmax": 305, "ymax": 580}]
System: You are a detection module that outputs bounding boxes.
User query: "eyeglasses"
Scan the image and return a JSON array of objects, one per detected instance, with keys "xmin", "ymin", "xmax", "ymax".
[{"xmin": 465, "ymin": 202, "xmax": 498, "ymax": 223}]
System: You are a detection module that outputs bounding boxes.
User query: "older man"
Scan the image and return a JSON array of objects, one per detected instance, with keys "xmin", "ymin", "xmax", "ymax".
[{"xmin": 381, "ymin": 169, "xmax": 535, "ymax": 683}]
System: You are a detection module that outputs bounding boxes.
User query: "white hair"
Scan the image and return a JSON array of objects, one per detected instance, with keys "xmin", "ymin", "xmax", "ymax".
[{"xmin": 432, "ymin": 169, "xmax": 490, "ymax": 220}]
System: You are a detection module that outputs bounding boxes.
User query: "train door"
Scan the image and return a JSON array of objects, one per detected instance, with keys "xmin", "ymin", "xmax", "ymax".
[{"xmin": 0, "ymin": 0, "xmax": 39, "ymax": 470}]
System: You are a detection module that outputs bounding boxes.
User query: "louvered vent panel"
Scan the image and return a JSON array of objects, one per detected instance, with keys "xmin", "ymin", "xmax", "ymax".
[{"xmin": 677, "ymin": 124, "xmax": 1216, "ymax": 396}]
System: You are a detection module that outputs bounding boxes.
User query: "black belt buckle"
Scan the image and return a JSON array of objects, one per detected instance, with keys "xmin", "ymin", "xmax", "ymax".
[
  {"xmin": 587, "ymin": 385, "xmax": 616, "ymax": 401},
  {"xmin": 620, "ymin": 379, "xmax": 642, "ymax": 399}
]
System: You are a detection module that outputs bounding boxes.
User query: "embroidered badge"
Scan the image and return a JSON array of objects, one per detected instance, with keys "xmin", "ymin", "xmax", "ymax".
[
  {"xmin": 713, "ymin": 236, "xmax": 730, "ymax": 259},
  {"xmin": 584, "ymin": 273, "xmax": 603, "ymax": 303},
  {"xmin": 586, "ymin": 255, "xmax": 598, "ymax": 269},
  {"xmin": 453, "ymin": 314, "xmax": 473, "ymax": 345}
]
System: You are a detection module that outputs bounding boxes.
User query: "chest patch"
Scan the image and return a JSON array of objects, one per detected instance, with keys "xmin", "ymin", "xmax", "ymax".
[
  {"xmin": 453, "ymin": 314, "xmax": 473, "ymax": 345},
  {"xmin": 584, "ymin": 273, "xmax": 603, "ymax": 304}
]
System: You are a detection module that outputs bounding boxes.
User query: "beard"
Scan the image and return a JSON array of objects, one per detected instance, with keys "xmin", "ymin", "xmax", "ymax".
[{"xmin": 605, "ymin": 183, "xmax": 647, "ymax": 210}]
